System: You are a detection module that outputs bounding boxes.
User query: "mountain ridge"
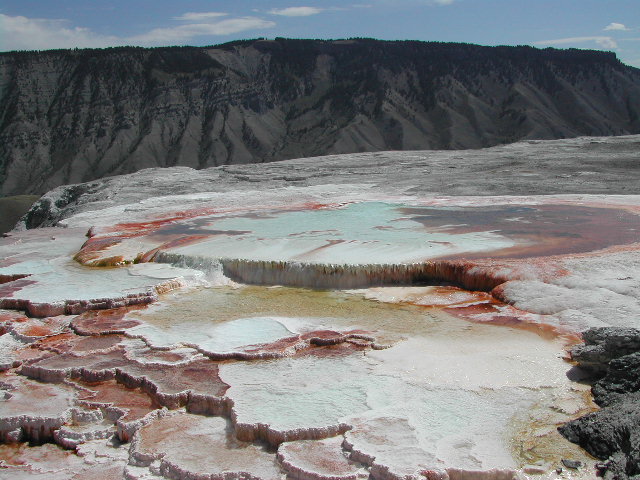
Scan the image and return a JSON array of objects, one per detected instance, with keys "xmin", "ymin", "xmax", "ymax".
[{"xmin": 1, "ymin": 38, "xmax": 639, "ymax": 196}]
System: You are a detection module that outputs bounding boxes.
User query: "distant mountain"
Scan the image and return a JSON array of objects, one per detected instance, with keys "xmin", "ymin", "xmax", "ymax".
[{"xmin": 1, "ymin": 38, "xmax": 639, "ymax": 196}]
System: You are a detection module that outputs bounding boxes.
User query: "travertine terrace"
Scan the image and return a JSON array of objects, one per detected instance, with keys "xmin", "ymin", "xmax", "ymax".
[{"xmin": 1, "ymin": 135, "xmax": 640, "ymax": 479}]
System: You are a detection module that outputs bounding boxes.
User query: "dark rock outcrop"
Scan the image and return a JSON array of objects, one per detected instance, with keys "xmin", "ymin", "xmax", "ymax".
[
  {"xmin": 593, "ymin": 353, "xmax": 640, "ymax": 407},
  {"xmin": 1, "ymin": 38, "xmax": 639, "ymax": 196},
  {"xmin": 559, "ymin": 328, "xmax": 640, "ymax": 479},
  {"xmin": 570, "ymin": 328, "xmax": 640, "ymax": 377}
]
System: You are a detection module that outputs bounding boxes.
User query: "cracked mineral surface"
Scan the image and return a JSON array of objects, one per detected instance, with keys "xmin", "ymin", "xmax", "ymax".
[{"xmin": 2, "ymin": 135, "xmax": 640, "ymax": 479}]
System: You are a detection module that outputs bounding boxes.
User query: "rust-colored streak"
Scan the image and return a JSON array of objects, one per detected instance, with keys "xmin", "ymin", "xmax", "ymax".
[
  {"xmin": 141, "ymin": 351, "xmax": 186, "ymax": 363},
  {"xmin": 76, "ymin": 379, "xmax": 160, "ymax": 422},
  {"xmin": 0, "ymin": 443, "xmax": 77, "ymax": 467},
  {"xmin": 102, "ymin": 202, "xmax": 339, "ymax": 238},
  {"xmin": 147, "ymin": 218, "xmax": 251, "ymax": 239},
  {"xmin": 241, "ymin": 334, "xmax": 313, "ymax": 355},
  {"xmin": 32, "ymin": 332, "xmax": 78, "ymax": 350},
  {"xmin": 74, "ymin": 236, "xmax": 127, "ymax": 266},
  {"xmin": 104, "ymin": 207, "xmax": 222, "ymax": 236},
  {"xmin": 71, "ymin": 305, "xmax": 146, "ymax": 335},
  {"xmin": 239, "ymin": 329, "xmax": 375, "ymax": 359},
  {"xmin": 402, "ymin": 204, "xmax": 640, "ymax": 259},
  {"xmin": 0, "ymin": 278, "xmax": 39, "ymax": 298},
  {"xmin": 170, "ymin": 360, "xmax": 229, "ymax": 396},
  {"xmin": 21, "ymin": 325, "xmax": 55, "ymax": 337},
  {"xmin": 296, "ymin": 202, "xmax": 348, "ymax": 211},
  {"xmin": 73, "ymin": 202, "xmax": 344, "ymax": 265},
  {"xmin": 31, "ymin": 347, "xmax": 130, "ymax": 372},
  {"xmin": 0, "ymin": 273, "xmax": 31, "ymax": 284},
  {"xmin": 136, "ymin": 234, "xmax": 214, "ymax": 263},
  {"xmin": 443, "ymin": 302, "xmax": 581, "ymax": 344},
  {"xmin": 0, "ymin": 311, "xmax": 29, "ymax": 323},
  {"xmin": 297, "ymin": 239, "xmax": 346, "ymax": 258},
  {"xmin": 35, "ymin": 333, "xmax": 124, "ymax": 354},
  {"xmin": 26, "ymin": 346, "xmax": 229, "ymax": 400},
  {"xmin": 411, "ymin": 285, "xmax": 493, "ymax": 307},
  {"xmin": 302, "ymin": 341, "xmax": 370, "ymax": 359}
]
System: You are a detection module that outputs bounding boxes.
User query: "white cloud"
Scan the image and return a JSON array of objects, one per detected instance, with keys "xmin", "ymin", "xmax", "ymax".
[
  {"xmin": 535, "ymin": 36, "xmax": 618, "ymax": 50},
  {"xmin": 268, "ymin": 7, "xmax": 324, "ymax": 17},
  {"xmin": 381, "ymin": 0, "xmax": 456, "ymax": 4},
  {"xmin": 0, "ymin": 13, "xmax": 275, "ymax": 51},
  {"xmin": 129, "ymin": 17, "xmax": 275, "ymax": 44},
  {"xmin": 369, "ymin": 0, "xmax": 455, "ymax": 4},
  {"xmin": 604, "ymin": 22, "xmax": 629, "ymax": 31},
  {"xmin": 0, "ymin": 14, "xmax": 120, "ymax": 50},
  {"xmin": 596, "ymin": 37, "xmax": 618, "ymax": 49},
  {"xmin": 174, "ymin": 12, "xmax": 228, "ymax": 22}
]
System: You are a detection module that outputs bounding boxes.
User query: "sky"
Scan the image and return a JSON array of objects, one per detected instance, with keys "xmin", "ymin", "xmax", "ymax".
[{"xmin": 0, "ymin": 1, "xmax": 639, "ymax": 67}]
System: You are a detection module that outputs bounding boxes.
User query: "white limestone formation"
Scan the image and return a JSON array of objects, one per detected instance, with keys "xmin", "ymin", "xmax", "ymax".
[
  {"xmin": 0, "ymin": 376, "xmax": 76, "ymax": 444},
  {"xmin": 129, "ymin": 412, "xmax": 282, "ymax": 479},
  {"xmin": 1, "ymin": 136, "xmax": 640, "ymax": 479},
  {"xmin": 277, "ymin": 436, "xmax": 368, "ymax": 480}
]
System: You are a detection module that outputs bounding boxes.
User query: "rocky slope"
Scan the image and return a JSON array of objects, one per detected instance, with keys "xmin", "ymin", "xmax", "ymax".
[
  {"xmin": 1, "ymin": 38, "xmax": 640, "ymax": 196},
  {"xmin": 560, "ymin": 328, "xmax": 640, "ymax": 480}
]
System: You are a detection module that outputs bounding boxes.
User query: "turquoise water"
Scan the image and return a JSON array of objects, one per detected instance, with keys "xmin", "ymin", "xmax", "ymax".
[{"xmin": 174, "ymin": 202, "xmax": 515, "ymax": 263}]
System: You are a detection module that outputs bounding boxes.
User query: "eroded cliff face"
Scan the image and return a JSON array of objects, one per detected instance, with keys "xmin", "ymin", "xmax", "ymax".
[{"xmin": 1, "ymin": 38, "xmax": 639, "ymax": 196}]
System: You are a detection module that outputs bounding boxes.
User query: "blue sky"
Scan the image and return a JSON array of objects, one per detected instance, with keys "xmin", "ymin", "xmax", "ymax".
[{"xmin": 1, "ymin": 1, "xmax": 639, "ymax": 67}]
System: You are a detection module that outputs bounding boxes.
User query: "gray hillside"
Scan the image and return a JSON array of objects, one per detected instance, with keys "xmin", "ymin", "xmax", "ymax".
[{"xmin": 1, "ymin": 38, "xmax": 639, "ymax": 196}]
